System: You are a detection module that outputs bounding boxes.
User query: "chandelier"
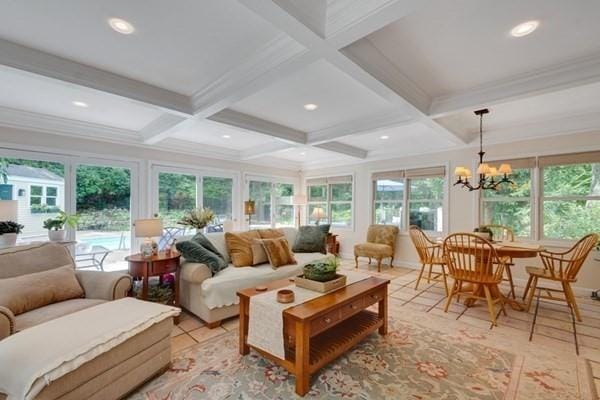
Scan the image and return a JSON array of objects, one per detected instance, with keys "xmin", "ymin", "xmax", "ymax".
[{"xmin": 453, "ymin": 108, "xmax": 513, "ymax": 191}]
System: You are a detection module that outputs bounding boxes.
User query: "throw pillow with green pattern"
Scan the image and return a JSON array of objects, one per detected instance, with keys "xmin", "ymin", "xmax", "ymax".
[{"xmin": 293, "ymin": 225, "xmax": 327, "ymax": 254}]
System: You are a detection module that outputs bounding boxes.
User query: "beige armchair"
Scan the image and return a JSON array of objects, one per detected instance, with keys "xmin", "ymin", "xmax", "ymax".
[
  {"xmin": 354, "ymin": 224, "xmax": 399, "ymax": 272},
  {"xmin": 0, "ymin": 243, "xmax": 132, "ymax": 341}
]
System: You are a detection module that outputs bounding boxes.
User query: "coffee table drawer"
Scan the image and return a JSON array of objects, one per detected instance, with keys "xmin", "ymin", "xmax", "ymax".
[
  {"xmin": 311, "ymin": 308, "xmax": 342, "ymax": 335},
  {"xmin": 363, "ymin": 288, "xmax": 385, "ymax": 308},
  {"xmin": 341, "ymin": 297, "xmax": 364, "ymax": 319}
]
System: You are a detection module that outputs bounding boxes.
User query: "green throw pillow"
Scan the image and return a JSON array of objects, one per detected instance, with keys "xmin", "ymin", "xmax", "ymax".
[
  {"xmin": 318, "ymin": 224, "xmax": 331, "ymax": 235},
  {"xmin": 176, "ymin": 240, "xmax": 228, "ymax": 275},
  {"xmin": 191, "ymin": 232, "xmax": 225, "ymax": 259},
  {"xmin": 293, "ymin": 225, "xmax": 326, "ymax": 254}
]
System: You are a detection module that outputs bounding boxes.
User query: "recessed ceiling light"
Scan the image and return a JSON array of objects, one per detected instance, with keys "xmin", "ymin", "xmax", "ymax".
[
  {"xmin": 303, "ymin": 103, "xmax": 318, "ymax": 111},
  {"xmin": 222, "ymin": 134, "xmax": 231, "ymax": 139},
  {"xmin": 300, "ymin": 152, "xmax": 306, "ymax": 156},
  {"xmin": 108, "ymin": 18, "xmax": 135, "ymax": 34},
  {"xmin": 72, "ymin": 101, "xmax": 89, "ymax": 108},
  {"xmin": 380, "ymin": 135, "xmax": 389, "ymax": 140},
  {"xmin": 510, "ymin": 20, "xmax": 539, "ymax": 37}
]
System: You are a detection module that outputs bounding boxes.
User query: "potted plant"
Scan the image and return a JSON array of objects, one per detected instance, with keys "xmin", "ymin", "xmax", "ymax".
[
  {"xmin": 0, "ymin": 159, "xmax": 13, "ymax": 200},
  {"xmin": 0, "ymin": 220, "xmax": 24, "ymax": 246},
  {"xmin": 43, "ymin": 211, "xmax": 79, "ymax": 241},
  {"xmin": 303, "ymin": 256, "xmax": 340, "ymax": 282},
  {"xmin": 178, "ymin": 207, "xmax": 215, "ymax": 231},
  {"xmin": 473, "ymin": 226, "xmax": 493, "ymax": 240}
]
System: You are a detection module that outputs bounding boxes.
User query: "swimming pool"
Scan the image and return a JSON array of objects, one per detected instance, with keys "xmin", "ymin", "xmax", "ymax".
[{"xmin": 79, "ymin": 234, "xmax": 129, "ymax": 250}]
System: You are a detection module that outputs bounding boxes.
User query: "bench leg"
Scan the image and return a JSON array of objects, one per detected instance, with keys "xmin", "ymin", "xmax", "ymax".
[{"xmin": 206, "ymin": 320, "xmax": 222, "ymax": 329}]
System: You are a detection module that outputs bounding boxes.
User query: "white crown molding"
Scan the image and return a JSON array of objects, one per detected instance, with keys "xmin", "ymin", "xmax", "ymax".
[
  {"xmin": 313, "ymin": 141, "xmax": 368, "ymax": 158},
  {"xmin": 307, "ymin": 109, "xmax": 415, "ymax": 144},
  {"xmin": 0, "ymin": 39, "xmax": 193, "ymax": 116},
  {"xmin": 274, "ymin": 0, "xmax": 327, "ymax": 38},
  {"xmin": 429, "ymin": 53, "xmax": 600, "ymax": 118},
  {"xmin": 208, "ymin": 109, "xmax": 307, "ymax": 144},
  {"xmin": 341, "ymin": 38, "xmax": 431, "ymax": 114}
]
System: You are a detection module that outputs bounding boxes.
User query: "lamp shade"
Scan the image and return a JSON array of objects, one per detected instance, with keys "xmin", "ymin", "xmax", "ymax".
[
  {"xmin": 454, "ymin": 166, "xmax": 467, "ymax": 177},
  {"xmin": 134, "ymin": 218, "xmax": 163, "ymax": 238},
  {"xmin": 310, "ymin": 207, "xmax": 326, "ymax": 220},
  {"xmin": 244, "ymin": 200, "xmax": 256, "ymax": 216},
  {"xmin": 292, "ymin": 194, "xmax": 307, "ymax": 205},
  {"xmin": 498, "ymin": 164, "xmax": 512, "ymax": 175},
  {"xmin": 0, "ymin": 200, "xmax": 18, "ymax": 221}
]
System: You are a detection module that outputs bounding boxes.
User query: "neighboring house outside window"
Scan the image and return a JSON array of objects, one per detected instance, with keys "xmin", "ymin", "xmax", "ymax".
[{"xmin": 306, "ymin": 175, "xmax": 353, "ymax": 228}]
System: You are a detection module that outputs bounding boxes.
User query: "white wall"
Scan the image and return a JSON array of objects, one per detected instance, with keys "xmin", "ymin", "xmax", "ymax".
[{"xmin": 304, "ymin": 130, "xmax": 600, "ymax": 294}]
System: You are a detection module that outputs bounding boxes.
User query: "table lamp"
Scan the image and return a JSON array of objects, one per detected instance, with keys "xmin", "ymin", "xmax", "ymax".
[
  {"xmin": 244, "ymin": 200, "xmax": 256, "ymax": 227},
  {"xmin": 310, "ymin": 207, "xmax": 326, "ymax": 225},
  {"xmin": 0, "ymin": 200, "xmax": 18, "ymax": 221},
  {"xmin": 134, "ymin": 218, "xmax": 163, "ymax": 257},
  {"xmin": 292, "ymin": 194, "xmax": 307, "ymax": 227}
]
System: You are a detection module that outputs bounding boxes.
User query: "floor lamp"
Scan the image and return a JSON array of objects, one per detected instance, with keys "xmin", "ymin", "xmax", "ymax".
[
  {"xmin": 244, "ymin": 200, "xmax": 255, "ymax": 228},
  {"xmin": 292, "ymin": 194, "xmax": 306, "ymax": 227}
]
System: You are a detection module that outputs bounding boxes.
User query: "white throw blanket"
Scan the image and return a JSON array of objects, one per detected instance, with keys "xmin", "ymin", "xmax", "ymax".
[
  {"xmin": 247, "ymin": 271, "xmax": 371, "ymax": 359},
  {"xmin": 0, "ymin": 298, "xmax": 179, "ymax": 400}
]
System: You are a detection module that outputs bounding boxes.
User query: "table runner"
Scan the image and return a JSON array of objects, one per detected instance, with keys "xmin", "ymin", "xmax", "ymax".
[{"xmin": 247, "ymin": 271, "xmax": 371, "ymax": 359}]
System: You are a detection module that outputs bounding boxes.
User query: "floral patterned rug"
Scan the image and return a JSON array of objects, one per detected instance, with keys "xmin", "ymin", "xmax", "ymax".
[{"xmin": 131, "ymin": 317, "xmax": 518, "ymax": 399}]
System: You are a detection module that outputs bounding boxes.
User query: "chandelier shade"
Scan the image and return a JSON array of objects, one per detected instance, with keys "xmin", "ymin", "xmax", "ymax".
[{"xmin": 454, "ymin": 109, "xmax": 513, "ymax": 191}]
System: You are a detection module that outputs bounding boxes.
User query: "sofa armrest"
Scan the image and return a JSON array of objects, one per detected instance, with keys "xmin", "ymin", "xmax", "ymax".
[
  {"xmin": 0, "ymin": 306, "xmax": 15, "ymax": 341},
  {"xmin": 75, "ymin": 271, "xmax": 133, "ymax": 300},
  {"xmin": 181, "ymin": 262, "xmax": 212, "ymax": 284}
]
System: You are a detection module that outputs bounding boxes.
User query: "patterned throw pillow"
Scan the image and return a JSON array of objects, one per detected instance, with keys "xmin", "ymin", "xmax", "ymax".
[
  {"xmin": 225, "ymin": 231, "xmax": 262, "ymax": 267},
  {"xmin": 176, "ymin": 240, "xmax": 227, "ymax": 275},
  {"xmin": 260, "ymin": 237, "xmax": 297, "ymax": 268},
  {"xmin": 292, "ymin": 225, "xmax": 327, "ymax": 253}
]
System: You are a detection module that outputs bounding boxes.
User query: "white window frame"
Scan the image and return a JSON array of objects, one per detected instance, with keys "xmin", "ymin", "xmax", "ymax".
[
  {"xmin": 406, "ymin": 176, "xmax": 446, "ymax": 234},
  {"xmin": 244, "ymin": 174, "xmax": 298, "ymax": 229},
  {"xmin": 45, "ymin": 186, "xmax": 58, "ymax": 206},
  {"xmin": 305, "ymin": 174, "xmax": 354, "ymax": 230},
  {"xmin": 372, "ymin": 179, "xmax": 405, "ymax": 229},
  {"xmin": 29, "ymin": 184, "xmax": 44, "ymax": 206}
]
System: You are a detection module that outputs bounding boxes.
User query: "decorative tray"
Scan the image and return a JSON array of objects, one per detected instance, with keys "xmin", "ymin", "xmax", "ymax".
[{"xmin": 295, "ymin": 273, "xmax": 347, "ymax": 293}]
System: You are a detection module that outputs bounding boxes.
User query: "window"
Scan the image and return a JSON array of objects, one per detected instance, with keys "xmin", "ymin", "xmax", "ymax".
[
  {"xmin": 30, "ymin": 185, "xmax": 43, "ymax": 206},
  {"xmin": 306, "ymin": 175, "xmax": 353, "ymax": 228},
  {"xmin": 45, "ymin": 186, "xmax": 58, "ymax": 206},
  {"xmin": 371, "ymin": 167, "xmax": 446, "ymax": 233},
  {"xmin": 247, "ymin": 178, "xmax": 296, "ymax": 228},
  {"xmin": 203, "ymin": 177, "xmax": 233, "ymax": 230},
  {"xmin": 480, "ymin": 158, "xmax": 534, "ymax": 238},
  {"xmin": 541, "ymin": 152, "xmax": 600, "ymax": 240}
]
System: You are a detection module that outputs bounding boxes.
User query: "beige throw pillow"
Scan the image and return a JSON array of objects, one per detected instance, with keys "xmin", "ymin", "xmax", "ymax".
[
  {"xmin": 260, "ymin": 237, "xmax": 297, "ymax": 269},
  {"xmin": 251, "ymin": 239, "xmax": 269, "ymax": 265},
  {"xmin": 0, "ymin": 265, "xmax": 84, "ymax": 315},
  {"xmin": 225, "ymin": 231, "xmax": 262, "ymax": 267}
]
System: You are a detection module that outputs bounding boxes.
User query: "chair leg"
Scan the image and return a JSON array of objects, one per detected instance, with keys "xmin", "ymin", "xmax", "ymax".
[
  {"xmin": 368, "ymin": 257, "xmax": 372, "ymax": 264},
  {"xmin": 563, "ymin": 282, "xmax": 582, "ymax": 322},
  {"xmin": 522, "ymin": 275, "xmax": 533, "ymax": 301},
  {"xmin": 390, "ymin": 257, "xmax": 394, "ymax": 268},
  {"xmin": 456, "ymin": 281, "xmax": 463, "ymax": 303},
  {"xmin": 354, "ymin": 256, "xmax": 359, "ymax": 269},
  {"xmin": 444, "ymin": 281, "xmax": 457, "ymax": 313},
  {"xmin": 483, "ymin": 285, "xmax": 497, "ymax": 327},
  {"xmin": 376, "ymin": 258, "xmax": 382, "ymax": 273},
  {"xmin": 426, "ymin": 263, "xmax": 433, "ymax": 283},
  {"xmin": 415, "ymin": 263, "xmax": 426, "ymax": 290},
  {"xmin": 525, "ymin": 276, "xmax": 538, "ymax": 312},
  {"xmin": 440, "ymin": 264, "xmax": 449, "ymax": 296},
  {"xmin": 529, "ymin": 288, "xmax": 541, "ymax": 342},
  {"xmin": 505, "ymin": 266, "xmax": 516, "ymax": 299}
]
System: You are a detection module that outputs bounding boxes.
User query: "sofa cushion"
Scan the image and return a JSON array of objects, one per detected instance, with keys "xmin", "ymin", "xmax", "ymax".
[
  {"xmin": 354, "ymin": 242, "xmax": 394, "ymax": 258},
  {"xmin": 261, "ymin": 237, "xmax": 297, "ymax": 268},
  {"xmin": 176, "ymin": 239, "xmax": 227, "ymax": 275},
  {"xmin": 190, "ymin": 232, "xmax": 226, "ymax": 260},
  {"xmin": 14, "ymin": 298, "xmax": 105, "ymax": 332},
  {"xmin": 200, "ymin": 252, "xmax": 328, "ymax": 309},
  {"xmin": 293, "ymin": 225, "xmax": 326, "ymax": 253},
  {"xmin": 0, "ymin": 243, "xmax": 75, "ymax": 279},
  {"xmin": 180, "ymin": 262, "xmax": 212, "ymax": 284},
  {"xmin": 0, "ymin": 265, "xmax": 84, "ymax": 315},
  {"xmin": 250, "ymin": 239, "xmax": 269, "ymax": 265},
  {"xmin": 225, "ymin": 231, "xmax": 261, "ymax": 267},
  {"xmin": 257, "ymin": 228, "xmax": 285, "ymax": 239}
]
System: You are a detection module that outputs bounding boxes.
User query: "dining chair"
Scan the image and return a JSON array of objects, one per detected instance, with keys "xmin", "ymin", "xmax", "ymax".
[
  {"xmin": 443, "ymin": 233, "xmax": 507, "ymax": 326},
  {"xmin": 480, "ymin": 224, "xmax": 517, "ymax": 299},
  {"xmin": 409, "ymin": 226, "xmax": 449, "ymax": 295},
  {"xmin": 523, "ymin": 233, "xmax": 599, "ymax": 321}
]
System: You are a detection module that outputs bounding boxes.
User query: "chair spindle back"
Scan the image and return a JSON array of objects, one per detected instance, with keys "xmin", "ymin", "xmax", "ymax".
[{"xmin": 443, "ymin": 233, "xmax": 504, "ymax": 283}]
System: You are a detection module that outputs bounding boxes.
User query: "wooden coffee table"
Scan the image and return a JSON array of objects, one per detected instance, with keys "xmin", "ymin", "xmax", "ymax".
[{"xmin": 238, "ymin": 276, "xmax": 389, "ymax": 396}]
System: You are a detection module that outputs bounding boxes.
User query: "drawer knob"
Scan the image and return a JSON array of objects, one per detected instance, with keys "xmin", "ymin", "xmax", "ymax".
[
  {"xmin": 371, "ymin": 294, "xmax": 379, "ymax": 300},
  {"xmin": 350, "ymin": 304, "xmax": 357, "ymax": 310},
  {"xmin": 324, "ymin": 317, "xmax": 331, "ymax": 324}
]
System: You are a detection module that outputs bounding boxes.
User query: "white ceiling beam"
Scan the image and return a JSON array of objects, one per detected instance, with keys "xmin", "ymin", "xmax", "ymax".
[
  {"xmin": 208, "ymin": 109, "xmax": 307, "ymax": 144},
  {"xmin": 240, "ymin": 141, "xmax": 298, "ymax": 160},
  {"xmin": 313, "ymin": 141, "xmax": 368, "ymax": 158},
  {"xmin": 141, "ymin": 114, "xmax": 189, "ymax": 144},
  {"xmin": 429, "ymin": 53, "xmax": 600, "ymax": 118},
  {"xmin": 307, "ymin": 110, "xmax": 415, "ymax": 144},
  {"xmin": 0, "ymin": 39, "xmax": 193, "ymax": 116},
  {"xmin": 326, "ymin": 0, "xmax": 428, "ymax": 49}
]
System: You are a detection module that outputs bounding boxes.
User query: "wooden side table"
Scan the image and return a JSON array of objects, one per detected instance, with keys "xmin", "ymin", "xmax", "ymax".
[
  {"xmin": 326, "ymin": 233, "xmax": 340, "ymax": 256},
  {"xmin": 125, "ymin": 251, "xmax": 181, "ymax": 323}
]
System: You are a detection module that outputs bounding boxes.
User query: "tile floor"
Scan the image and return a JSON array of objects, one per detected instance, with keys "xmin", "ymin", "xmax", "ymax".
[{"xmin": 170, "ymin": 258, "xmax": 600, "ymax": 395}]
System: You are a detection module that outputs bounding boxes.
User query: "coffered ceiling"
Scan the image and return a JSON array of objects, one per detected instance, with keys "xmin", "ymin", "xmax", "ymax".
[{"xmin": 0, "ymin": 0, "xmax": 599, "ymax": 171}]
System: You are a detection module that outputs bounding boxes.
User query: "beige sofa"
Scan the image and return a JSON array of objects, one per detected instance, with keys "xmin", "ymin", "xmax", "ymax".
[
  {"xmin": 0, "ymin": 243, "xmax": 172, "ymax": 400},
  {"xmin": 180, "ymin": 227, "xmax": 330, "ymax": 327}
]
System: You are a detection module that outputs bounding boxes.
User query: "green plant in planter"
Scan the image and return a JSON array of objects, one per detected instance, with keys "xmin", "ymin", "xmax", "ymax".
[
  {"xmin": 474, "ymin": 226, "xmax": 493, "ymax": 240},
  {"xmin": 178, "ymin": 207, "xmax": 215, "ymax": 230},
  {"xmin": 43, "ymin": 211, "xmax": 79, "ymax": 231},
  {"xmin": 0, "ymin": 221, "xmax": 24, "ymax": 235},
  {"xmin": 303, "ymin": 256, "xmax": 340, "ymax": 282}
]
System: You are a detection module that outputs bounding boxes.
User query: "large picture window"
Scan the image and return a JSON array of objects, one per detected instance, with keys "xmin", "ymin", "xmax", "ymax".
[
  {"xmin": 541, "ymin": 152, "xmax": 600, "ymax": 240},
  {"xmin": 372, "ymin": 167, "xmax": 445, "ymax": 233},
  {"xmin": 480, "ymin": 158, "xmax": 534, "ymax": 238},
  {"xmin": 247, "ymin": 178, "xmax": 296, "ymax": 228},
  {"xmin": 306, "ymin": 175, "xmax": 353, "ymax": 228}
]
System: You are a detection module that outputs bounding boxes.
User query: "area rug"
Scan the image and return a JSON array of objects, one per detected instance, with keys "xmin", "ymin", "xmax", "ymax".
[{"xmin": 131, "ymin": 317, "xmax": 519, "ymax": 399}]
